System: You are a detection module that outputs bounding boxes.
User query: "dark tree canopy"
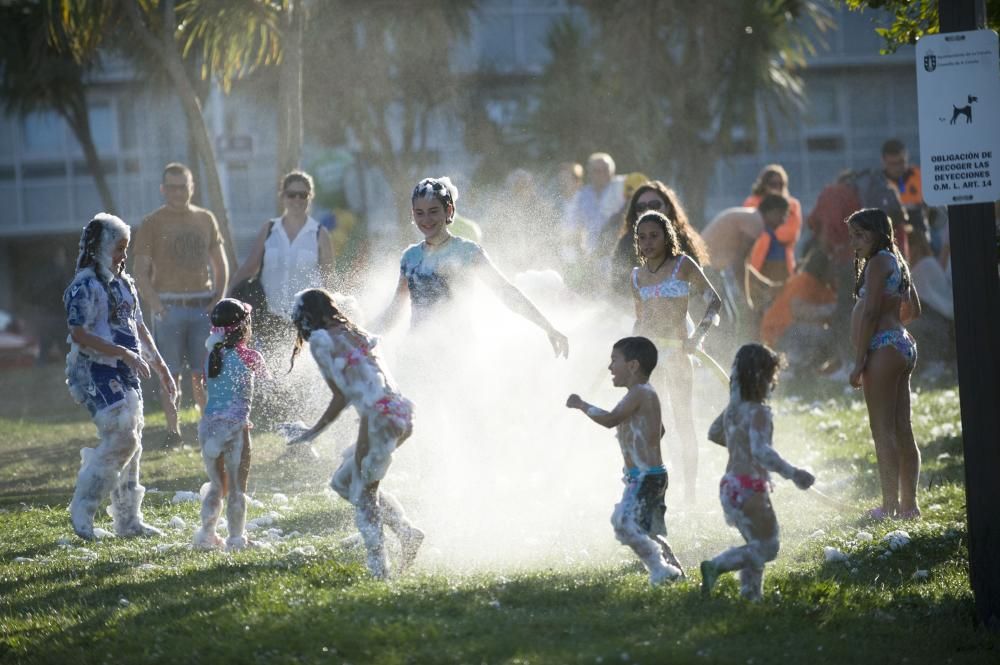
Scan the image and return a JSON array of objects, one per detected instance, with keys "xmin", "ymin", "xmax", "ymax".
[{"xmin": 845, "ymin": 0, "xmax": 1000, "ymax": 53}]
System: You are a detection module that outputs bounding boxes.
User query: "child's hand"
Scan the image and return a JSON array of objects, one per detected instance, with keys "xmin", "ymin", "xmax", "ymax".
[
  {"xmin": 566, "ymin": 394, "xmax": 584, "ymax": 410},
  {"xmin": 287, "ymin": 431, "xmax": 316, "ymax": 446},
  {"xmin": 849, "ymin": 360, "xmax": 865, "ymax": 388},
  {"xmin": 278, "ymin": 421, "xmax": 313, "ymax": 445},
  {"xmin": 682, "ymin": 336, "xmax": 701, "ymax": 354},
  {"xmin": 792, "ymin": 468, "xmax": 815, "ymax": 490},
  {"xmin": 122, "ymin": 349, "xmax": 151, "ymax": 380},
  {"xmin": 548, "ymin": 329, "xmax": 570, "ymax": 359},
  {"xmin": 161, "ymin": 372, "xmax": 178, "ymax": 408}
]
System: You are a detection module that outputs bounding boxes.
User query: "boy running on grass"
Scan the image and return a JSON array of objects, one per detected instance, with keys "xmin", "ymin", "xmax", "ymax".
[{"xmin": 567, "ymin": 336, "xmax": 683, "ymax": 585}]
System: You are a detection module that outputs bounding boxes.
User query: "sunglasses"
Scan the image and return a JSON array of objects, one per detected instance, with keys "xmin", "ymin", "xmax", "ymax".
[
  {"xmin": 635, "ymin": 199, "xmax": 664, "ymax": 213},
  {"xmin": 163, "ymin": 184, "xmax": 190, "ymax": 193},
  {"xmin": 284, "ymin": 190, "xmax": 310, "ymax": 200}
]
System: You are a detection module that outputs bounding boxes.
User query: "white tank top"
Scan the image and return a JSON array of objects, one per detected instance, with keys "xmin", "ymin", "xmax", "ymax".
[{"xmin": 260, "ymin": 215, "xmax": 322, "ymax": 320}]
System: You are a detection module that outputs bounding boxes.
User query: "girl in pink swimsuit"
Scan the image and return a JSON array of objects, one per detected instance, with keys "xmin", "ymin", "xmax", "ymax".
[
  {"xmin": 286, "ymin": 288, "xmax": 423, "ymax": 579},
  {"xmin": 701, "ymin": 343, "xmax": 815, "ymax": 601}
]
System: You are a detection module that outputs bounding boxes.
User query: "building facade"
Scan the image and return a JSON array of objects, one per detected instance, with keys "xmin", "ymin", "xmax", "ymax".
[{"xmin": 0, "ymin": 1, "xmax": 915, "ymax": 314}]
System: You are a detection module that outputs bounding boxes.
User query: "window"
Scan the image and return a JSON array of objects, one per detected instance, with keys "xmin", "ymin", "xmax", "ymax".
[
  {"xmin": 85, "ymin": 102, "xmax": 116, "ymax": 154},
  {"xmin": 118, "ymin": 97, "xmax": 137, "ymax": 151},
  {"xmin": 849, "ymin": 73, "xmax": 889, "ymax": 128},
  {"xmin": 805, "ymin": 80, "xmax": 840, "ymax": 128},
  {"xmin": 21, "ymin": 111, "xmax": 65, "ymax": 156},
  {"xmin": 476, "ymin": 12, "xmax": 517, "ymax": 72},
  {"xmin": 0, "ymin": 117, "xmax": 13, "ymax": 157}
]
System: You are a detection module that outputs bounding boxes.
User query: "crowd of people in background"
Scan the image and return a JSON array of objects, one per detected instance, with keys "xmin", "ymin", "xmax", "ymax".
[
  {"xmin": 54, "ymin": 132, "xmax": 1000, "ymax": 587},
  {"xmin": 548, "ymin": 141, "xmax": 957, "ymax": 383},
  {"xmin": 12, "ymin": 138, "xmax": 966, "ymax": 387},
  {"xmin": 50, "ymin": 141, "xmax": 967, "ymax": 490}
]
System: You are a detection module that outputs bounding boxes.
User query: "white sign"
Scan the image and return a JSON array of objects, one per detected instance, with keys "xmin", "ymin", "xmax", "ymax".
[{"xmin": 916, "ymin": 30, "xmax": 1000, "ymax": 206}]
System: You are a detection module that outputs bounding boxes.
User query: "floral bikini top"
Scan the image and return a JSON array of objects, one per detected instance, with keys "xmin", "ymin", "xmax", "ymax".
[
  {"xmin": 859, "ymin": 249, "xmax": 903, "ymax": 299},
  {"xmin": 632, "ymin": 255, "xmax": 690, "ymax": 301}
]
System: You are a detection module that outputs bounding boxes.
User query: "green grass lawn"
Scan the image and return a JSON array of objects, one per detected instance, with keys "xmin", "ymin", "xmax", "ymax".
[{"xmin": 0, "ymin": 365, "xmax": 996, "ymax": 664}]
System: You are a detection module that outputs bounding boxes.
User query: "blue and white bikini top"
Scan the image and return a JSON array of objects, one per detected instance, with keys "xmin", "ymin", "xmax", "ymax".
[
  {"xmin": 632, "ymin": 255, "xmax": 690, "ymax": 301},
  {"xmin": 859, "ymin": 249, "xmax": 903, "ymax": 299}
]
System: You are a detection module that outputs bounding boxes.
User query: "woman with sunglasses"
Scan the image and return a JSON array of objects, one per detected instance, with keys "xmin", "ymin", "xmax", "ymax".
[
  {"xmin": 610, "ymin": 181, "xmax": 710, "ymax": 306},
  {"xmin": 230, "ymin": 170, "xmax": 334, "ymax": 340}
]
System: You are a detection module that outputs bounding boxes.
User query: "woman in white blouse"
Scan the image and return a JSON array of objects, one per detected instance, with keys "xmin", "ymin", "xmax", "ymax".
[{"xmin": 230, "ymin": 170, "xmax": 334, "ymax": 334}]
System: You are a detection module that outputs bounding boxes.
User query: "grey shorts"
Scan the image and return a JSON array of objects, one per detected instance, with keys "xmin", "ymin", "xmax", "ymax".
[{"xmin": 155, "ymin": 303, "xmax": 210, "ymax": 375}]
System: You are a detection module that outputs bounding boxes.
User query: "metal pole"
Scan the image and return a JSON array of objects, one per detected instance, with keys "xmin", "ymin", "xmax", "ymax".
[{"xmin": 938, "ymin": 0, "xmax": 1000, "ymax": 631}]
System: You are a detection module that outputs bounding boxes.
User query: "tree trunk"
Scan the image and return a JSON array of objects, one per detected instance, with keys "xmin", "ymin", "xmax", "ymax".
[
  {"xmin": 164, "ymin": 61, "xmax": 237, "ymax": 269},
  {"xmin": 276, "ymin": 0, "xmax": 304, "ymax": 190},
  {"xmin": 673, "ymin": 137, "xmax": 716, "ymax": 230},
  {"xmin": 385, "ymin": 160, "xmax": 419, "ymax": 230},
  {"xmin": 63, "ymin": 94, "xmax": 118, "ymax": 215},
  {"xmin": 122, "ymin": 0, "xmax": 237, "ymax": 270}
]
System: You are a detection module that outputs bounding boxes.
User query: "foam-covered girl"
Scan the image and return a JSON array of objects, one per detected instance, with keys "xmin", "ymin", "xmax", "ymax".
[
  {"xmin": 701, "ymin": 343, "xmax": 815, "ymax": 601},
  {"xmin": 847, "ymin": 208, "xmax": 922, "ymax": 520},
  {"xmin": 287, "ymin": 288, "xmax": 423, "ymax": 579},
  {"xmin": 64, "ymin": 214, "xmax": 177, "ymax": 540},
  {"xmin": 373, "ymin": 176, "xmax": 568, "ymax": 356},
  {"xmin": 193, "ymin": 298, "xmax": 271, "ymax": 551},
  {"xmin": 631, "ymin": 209, "xmax": 722, "ymax": 500}
]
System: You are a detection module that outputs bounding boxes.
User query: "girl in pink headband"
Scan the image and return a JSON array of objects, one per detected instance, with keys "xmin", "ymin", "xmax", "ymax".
[{"xmin": 193, "ymin": 298, "xmax": 271, "ymax": 551}]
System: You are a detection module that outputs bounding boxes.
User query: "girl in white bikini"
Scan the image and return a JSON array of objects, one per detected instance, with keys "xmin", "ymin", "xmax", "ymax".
[{"xmin": 631, "ymin": 210, "xmax": 722, "ymax": 501}]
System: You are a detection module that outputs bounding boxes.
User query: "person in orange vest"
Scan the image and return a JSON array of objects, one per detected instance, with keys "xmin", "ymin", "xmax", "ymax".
[
  {"xmin": 881, "ymin": 139, "xmax": 921, "ymax": 259},
  {"xmin": 743, "ymin": 164, "xmax": 802, "ymax": 275},
  {"xmin": 881, "ymin": 139, "xmax": 922, "ymax": 209},
  {"xmin": 759, "ymin": 249, "xmax": 838, "ymax": 379},
  {"xmin": 745, "ymin": 194, "xmax": 791, "ymax": 323}
]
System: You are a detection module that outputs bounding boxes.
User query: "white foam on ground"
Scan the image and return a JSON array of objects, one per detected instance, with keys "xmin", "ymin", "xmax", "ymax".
[
  {"xmin": 823, "ymin": 546, "xmax": 848, "ymax": 563},
  {"xmin": 171, "ymin": 491, "xmax": 200, "ymax": 504},
  {"xmin": 884, "ymin": 530, "xmax": 911, "ymax": 551}
]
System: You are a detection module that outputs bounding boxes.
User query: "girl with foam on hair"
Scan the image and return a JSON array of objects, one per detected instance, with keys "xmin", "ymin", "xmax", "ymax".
[
  {"xmin": 288, "ymin": 288, "xmax": 424, "ymax": 579},
  {"xmin": 847, "ymin": 208, "xmax": 922, "ymax": 520},
  {"xmin": 373, "ymin": 176, "xmax": 569, "ymax": 357},
  {"xmin": 631, "ymin": 210, "xmax": 722, "ymax": 501},
  {"xmin": 193, "ymin": 298, "xmax": 271, "ymax": 551},
  {"xmin": 64, "ymin": 214, "xmax": 177, "ymax": 540},
  {"xmin": 701, "ymin": 343, "xmax": 815, "ymax": 601}
]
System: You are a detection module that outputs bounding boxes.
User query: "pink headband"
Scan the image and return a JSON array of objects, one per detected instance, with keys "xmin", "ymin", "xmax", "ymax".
[{"xmin": 211, "ymin": 303, "xmax": 252, "ymax": 334}]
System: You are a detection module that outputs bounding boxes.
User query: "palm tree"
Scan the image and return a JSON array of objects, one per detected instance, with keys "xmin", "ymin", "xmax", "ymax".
[
  {"xmin": 528, "ymin": 0, "xmax": 832, "ymax": 225},
  {"xmin": 52, "ymin": 0, "xmax": 285, "ymax": 267},
  {"xmin": 0, "ymin": 1, "xmax": 118, "ymax": 215},
  {"xmin": 303, "ymin": 0, "xmax": 477, "ymax": 228},
  {"xmin": 276, "ymin": 0, "xmax": 305, "ymax": 182}
]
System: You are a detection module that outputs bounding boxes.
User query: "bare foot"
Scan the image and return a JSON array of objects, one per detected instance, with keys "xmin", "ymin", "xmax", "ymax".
[
  {"xmin": 192, "ymin": 529, "xmax": 225, "ymax": 550},
  {"xmin": 225, "ymin": 535, "xmax": 259, "ymax": 552}
]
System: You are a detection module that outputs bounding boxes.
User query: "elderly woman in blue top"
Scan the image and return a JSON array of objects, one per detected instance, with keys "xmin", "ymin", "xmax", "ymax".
[
  {"xmin": 64, "ymin": 213, "xmax": 177, "ymax": 540},
  {"xmin": 374, "ymin": 177, "xmax": 569, "ymax": 357}
]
